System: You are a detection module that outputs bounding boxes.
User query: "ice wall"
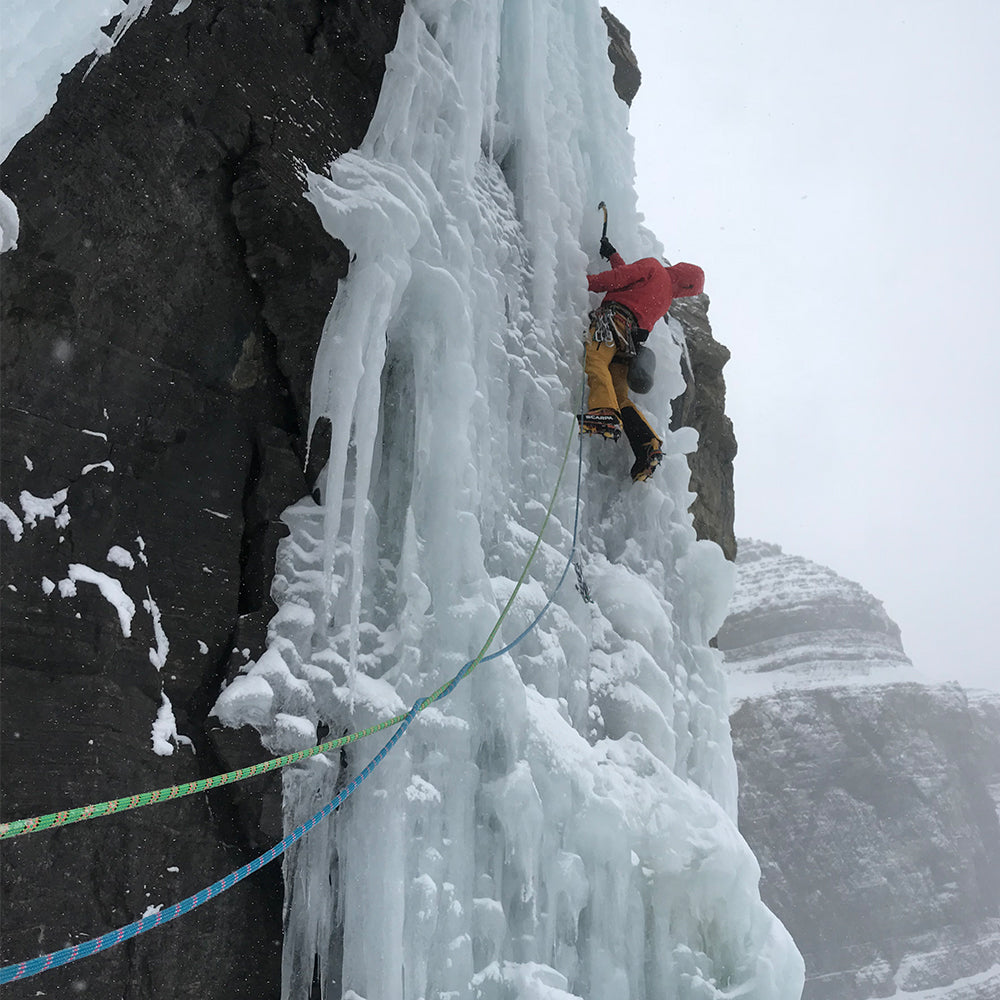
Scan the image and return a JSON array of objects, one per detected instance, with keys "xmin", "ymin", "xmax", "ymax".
[{"xmin": 213, "ymin": 1, "xmax": 804, "ymax": 997}]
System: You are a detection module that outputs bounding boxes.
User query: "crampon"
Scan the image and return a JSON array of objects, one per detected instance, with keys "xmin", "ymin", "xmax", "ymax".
[
  {"xmin": 630, "ymin": 446, "xmax": 663, "ymax": 483},
  {"xmin": 577, "ymin": 408, "xmax": 622, "ymax": 441}
]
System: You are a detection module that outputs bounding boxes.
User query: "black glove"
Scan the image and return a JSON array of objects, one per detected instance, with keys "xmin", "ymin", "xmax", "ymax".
[{"xmin": 599, "ymin": 236, "xmax": 617, "ymax": 260}]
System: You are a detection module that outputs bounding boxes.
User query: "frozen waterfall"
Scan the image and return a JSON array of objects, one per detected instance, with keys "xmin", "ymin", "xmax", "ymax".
[{"xmin": 211, "ymin": 1, "xmax": 804, "ymax": 997}]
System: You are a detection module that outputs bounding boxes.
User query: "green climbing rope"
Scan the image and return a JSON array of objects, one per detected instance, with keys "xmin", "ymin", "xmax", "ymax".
[{"xmin": 0, "ymin": 718, "xmax": 402, "ymax": 840}]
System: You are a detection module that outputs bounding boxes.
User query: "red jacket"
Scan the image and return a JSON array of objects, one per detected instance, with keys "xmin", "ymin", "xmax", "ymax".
[{"xmin": 587, "ymin": 254, "xmax": 704, "ymax": 332}]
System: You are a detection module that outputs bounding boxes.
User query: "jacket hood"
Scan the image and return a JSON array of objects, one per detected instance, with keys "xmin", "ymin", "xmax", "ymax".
[{"xmin": 666, "ymin": 262, "xmax": 705, "ymax": 297}]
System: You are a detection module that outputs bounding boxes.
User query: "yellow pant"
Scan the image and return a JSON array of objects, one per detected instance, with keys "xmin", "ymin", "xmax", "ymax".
[
  {"xmin": 584, "ymin": 339, "xmax": 660, "ymax": 453},
  {"xmin": 584, "ymin": 338, "xmax": 631, "ymax": 412}
]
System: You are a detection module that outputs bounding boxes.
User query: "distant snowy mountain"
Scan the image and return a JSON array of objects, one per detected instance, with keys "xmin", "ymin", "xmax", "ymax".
[
  {"xmin": 720, "ymin": 541, "xmax": 1000, "ymax": 1000},
  {"xmin": 718, "ymin": 539, "xmax": 915, "ymax": 700}
]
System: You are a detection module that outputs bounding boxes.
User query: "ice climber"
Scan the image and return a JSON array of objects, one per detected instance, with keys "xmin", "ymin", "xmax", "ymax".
[{"xmin": 580, "ymin": 235, "xmax": 705, "ymax": 482}]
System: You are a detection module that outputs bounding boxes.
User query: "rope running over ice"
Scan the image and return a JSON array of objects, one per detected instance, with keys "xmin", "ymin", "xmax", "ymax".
[{"xmin": 0, "ymin": 380, "xmax": 589, "ymax": 985}]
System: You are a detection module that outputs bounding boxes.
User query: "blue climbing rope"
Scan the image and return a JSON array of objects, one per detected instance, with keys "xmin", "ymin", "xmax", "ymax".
[{"xmin": 0, "ymin": 700, "xmax": 423, "ymax": 984}]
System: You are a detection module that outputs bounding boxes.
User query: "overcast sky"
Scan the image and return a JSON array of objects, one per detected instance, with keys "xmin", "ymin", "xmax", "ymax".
[{"xmin": 611, "ymin": 0, "xmax": 999, "ymax": 691}]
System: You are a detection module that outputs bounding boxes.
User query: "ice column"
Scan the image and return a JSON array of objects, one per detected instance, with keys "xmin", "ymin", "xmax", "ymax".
[{"xmin": 214, "ymin": 1, "xmax": 804, "ymax": 997}]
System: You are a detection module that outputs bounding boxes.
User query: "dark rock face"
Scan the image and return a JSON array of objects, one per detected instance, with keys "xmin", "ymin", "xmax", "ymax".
[
  {"xmin": 669, "ymin": 295, "xmax": 738, "ymax": 561},
  {"xmin": 722, "ymin": 543, "xmax": 1000, "ymax": 999},
  {"xmin": 0, "ymin": 3, "xmax": 404, "ymax": 997},
  {"xmin": 602, "ymin": 8, "xmax": 642, "ymax": 106}
]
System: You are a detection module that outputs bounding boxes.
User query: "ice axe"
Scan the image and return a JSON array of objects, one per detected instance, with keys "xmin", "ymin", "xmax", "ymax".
[
  {"xmin": 597, "ymin": 201, "xmax": 615, "ymax": 261},
  {"xmin": 596, "ymin": 200, "xmax": 656, "ymax": 394}
]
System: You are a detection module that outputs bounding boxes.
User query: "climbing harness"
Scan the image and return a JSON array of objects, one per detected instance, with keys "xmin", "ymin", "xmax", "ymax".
[
  {"xmin": 0, "ymin": 378, "xmax": 590, "ymax": 985},
  {"xmin": 589, "ymin": 302, "xmax": 638, "ymax": 359}
]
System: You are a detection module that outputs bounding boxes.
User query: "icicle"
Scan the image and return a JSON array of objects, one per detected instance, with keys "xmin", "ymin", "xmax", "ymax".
[{"xmin": 83, "ymin": 0, "xmax": 153, "ymax": 79}]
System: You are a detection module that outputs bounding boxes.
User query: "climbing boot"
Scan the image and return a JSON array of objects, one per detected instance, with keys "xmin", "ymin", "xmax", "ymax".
[
  {"xmin": 618, "ymin": 405, "xmax": 662, "ymax": 482},
  {"xmin": 577, "ymin": 408, "xmax": 622, "ymax": 441},
  {"xmin": 630, "ymin": 442, "xmax": 663, "ymax": 483}
]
